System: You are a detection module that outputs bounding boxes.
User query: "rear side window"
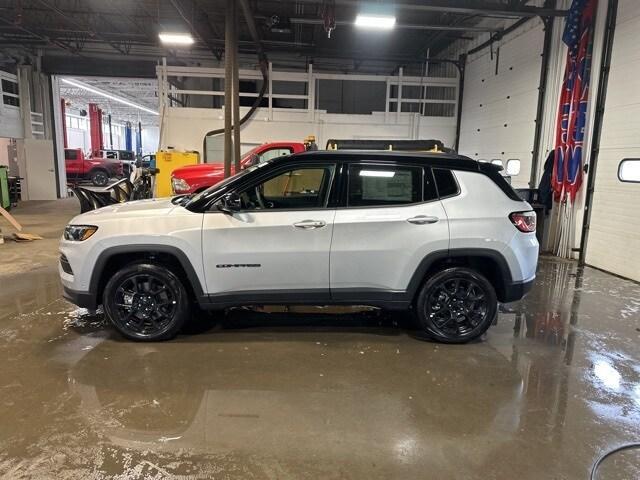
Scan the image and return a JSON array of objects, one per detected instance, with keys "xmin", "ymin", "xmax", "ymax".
[
  {"xmin": 348, "ymin": 164, "xmax": 422, "ymax": 207},
  {"xmin": 64, "ymin": 150, "xmax": 78, "ymax": 161},
  {"xmin": 433, "ymin": 169, "xmax": 459, "ymax": 197}
]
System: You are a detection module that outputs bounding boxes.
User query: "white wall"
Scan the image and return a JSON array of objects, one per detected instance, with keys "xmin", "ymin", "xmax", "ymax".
[
  {"xmin": 0, "ymin": 137, "xmax": 10, "ymax": 166},
  {"xmin": 584, "ymin": 0, "xmax": 640, "ymax": 281},
  {"xmin": 0, "ymin": 71, "xmax": 23, "ymax": 139},
  {"xmin": 141, "ymin": 125, "xmax": 159, "ymax": 154},
  {"xmin": 160, "ymin": 107, "xmax": 457, "ymax": 161},
  {"xmin": 457, "ymin": 19, "xmax": 545, "ymax": 188}
]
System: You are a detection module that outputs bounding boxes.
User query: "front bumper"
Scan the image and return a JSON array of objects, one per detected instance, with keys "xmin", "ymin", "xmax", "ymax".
[{"xmin": 62, "ymin": 286, "xmax": 98, "ymax": 310}]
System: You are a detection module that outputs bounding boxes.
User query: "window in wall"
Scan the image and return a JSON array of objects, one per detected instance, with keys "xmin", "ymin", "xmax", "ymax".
[
  {"xmin": 618, "ymin": 159, "xmax": 640, "ymax": 183},
  {"xmin": 433, "ymin": 169, "xmax": 459, "ymax": 197},
  {"xmin": 317, "ymin": 80, "xmax": 386, "ymax": 114},
  {"xmin": 2, "ymin": 78, "xmax": 19, "ymax": 107},
  {"xmin": 239, "ymin": 165, "xmax": 335, "ymax": 210},
  {"xmin": 348, "ymin": 164, "xmax": 422, "ymax": 207}
]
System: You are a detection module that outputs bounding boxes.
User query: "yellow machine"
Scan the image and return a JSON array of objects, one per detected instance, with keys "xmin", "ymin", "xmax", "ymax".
[{"xmin": 154, "ymin": 150, "xmax": 200, "ymax": 197}]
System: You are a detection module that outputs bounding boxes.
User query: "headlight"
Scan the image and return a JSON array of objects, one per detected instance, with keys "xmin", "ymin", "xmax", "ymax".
[
  {"xmin": 64, "ymin": 225, "xmax": 98, "ymax": 241},
  {"xmin": 171, "ymin": 177, "xmax": 190, "ymax": 193}
]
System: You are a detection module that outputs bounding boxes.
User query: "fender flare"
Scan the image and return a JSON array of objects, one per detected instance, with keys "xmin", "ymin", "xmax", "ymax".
[
  {"xmin": 405, "ymin": 248, "xmax": 514, "ymax": 300},
  {"xmin": 89, "ymin": 244, "xmax": 207, "ymax": 302}
]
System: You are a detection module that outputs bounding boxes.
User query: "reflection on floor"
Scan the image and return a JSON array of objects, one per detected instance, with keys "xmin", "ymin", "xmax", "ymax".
[{"xmin": 0, "ymin": 254, "xmax": 638, "ymax": 479}]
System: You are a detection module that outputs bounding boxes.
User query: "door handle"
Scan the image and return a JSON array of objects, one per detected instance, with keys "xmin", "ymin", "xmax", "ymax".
[
  {"xmin": 407, "ymin": 215, "xmax": 439, "ymax": 225},
  {"xmin": 293, "ymin": 220, "xmax": 327, "ymax": 229}
]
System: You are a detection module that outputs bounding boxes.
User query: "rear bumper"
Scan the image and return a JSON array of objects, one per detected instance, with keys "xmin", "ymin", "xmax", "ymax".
[
  {"xmin": 502, "ymin": 278, "xmax": 535, "ymax": 303},
  {"xmin": 62, "ymin": 286, "xmax": 98, "ymax": 310}
]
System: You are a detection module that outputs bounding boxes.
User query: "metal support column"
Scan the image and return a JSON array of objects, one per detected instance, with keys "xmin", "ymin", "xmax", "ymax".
[
  {"xmin": 88, "ymin": 103, "xmax": 102, "ymax": 154},
  {"xmin": 454, "ymin": 54, "xmax": 466, "ymax": 152},
  {"xmin": 232, "ymin": 0, "xmax": 241, "ymax": 172},
  {"xmin": 125, "ymin": 122, "xmax": 133, "ymax": 151},
  {"xmin": 579, "ymin": 0, "xmax": 619, "ymax": 265},
  {"xmin": 60, "ymin": 98, "xmax": 68, "ymax": 148},
  {"xmin": 223, "ymin": 0, "xmax": 233, "ymax": 178},
  {"xmin": 530, "ymin": 8, "xmax": 555, "ymax": 188},
  {"xmin": 107, "ymin": 114, "xmax": 113, "ymax": 149}
]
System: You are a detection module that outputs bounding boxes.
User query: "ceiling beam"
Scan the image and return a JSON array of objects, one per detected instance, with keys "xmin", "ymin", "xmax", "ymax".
[
  {"xmin": 283, "ymin": 16, "xmax": 501, "ymax": 33},
  {"xmin": 168, "ymin": 0, "xmax": 224, "ymax": 60},
  {"xmin": 36, "ymin": 0, "xmax": 130, "ymax": 55},
  {"xmin": 288, "ymin": 0, "xmax": 567, "ymax": 18}
]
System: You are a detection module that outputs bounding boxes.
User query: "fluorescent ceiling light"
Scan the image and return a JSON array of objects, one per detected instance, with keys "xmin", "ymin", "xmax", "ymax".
[
  {"xmin": 355, "ymin": 14, "xmax": 396, "ymax": 29},
  {"xmin": 60, "ymin": 78, "xmax": 158, "ymax": 116},
  {"xmin": 159, "ymin": 32, "xmax": 195, "ymax": 45},
  {"xmin": 360, "ymin": 170, "xmax": 395, "ymax": 178}
]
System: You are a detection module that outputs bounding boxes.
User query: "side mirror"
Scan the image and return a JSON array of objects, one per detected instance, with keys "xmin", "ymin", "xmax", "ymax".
[{"xmin": 218, "ymin": 192, "xmax": 242, "ymax": 214}]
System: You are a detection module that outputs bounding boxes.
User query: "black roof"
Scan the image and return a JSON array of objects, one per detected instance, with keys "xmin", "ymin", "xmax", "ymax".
[{"xmin": 282, "ymin": 150, "xmax": 489, "ymax": 172}]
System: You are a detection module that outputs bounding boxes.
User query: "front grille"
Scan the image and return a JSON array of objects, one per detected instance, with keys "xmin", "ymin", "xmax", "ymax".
[{"xmin": 60, "ymin": 254, "xmax": 73, "ymax": 275}]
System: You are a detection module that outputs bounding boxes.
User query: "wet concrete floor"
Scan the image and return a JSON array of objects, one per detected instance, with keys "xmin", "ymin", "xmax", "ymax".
[{"xmin": 0, "ymin": 200, "xmax": 639, "ymax": 479}]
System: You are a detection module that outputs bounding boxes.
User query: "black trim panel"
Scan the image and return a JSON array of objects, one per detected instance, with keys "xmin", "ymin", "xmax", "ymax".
[
  {"xmin": 204, "ymin": 289, "xmax": 332, "ymax": 309},
  {"xmin": 63, "ymin": 286, "xmax": 98, "ymax": 310},
  {"xmin": 502, "ymin": 279, "xmax": 535, "ymax": 303}
]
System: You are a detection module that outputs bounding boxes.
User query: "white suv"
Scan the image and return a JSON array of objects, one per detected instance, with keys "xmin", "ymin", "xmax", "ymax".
[{"xmin": 60, "ymin": 151, "xmax": 539, "ymax": 343}]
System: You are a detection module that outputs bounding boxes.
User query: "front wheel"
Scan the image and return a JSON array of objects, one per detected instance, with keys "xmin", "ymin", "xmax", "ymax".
[
  {"xmin": 415, "ymin": 267, "xmax": 497, "ymax": 344},
  {"xmin": 103, "ymin": 262, "xmax": 190, "ymax": 341}
]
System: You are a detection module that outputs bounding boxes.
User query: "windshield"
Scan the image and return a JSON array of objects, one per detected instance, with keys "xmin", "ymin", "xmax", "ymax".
[{"xmin": 185, "ymin": 160, "xmax": 271, "ymax": 208}]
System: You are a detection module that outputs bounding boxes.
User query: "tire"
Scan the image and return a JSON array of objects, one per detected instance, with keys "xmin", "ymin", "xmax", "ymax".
[
  {"xmin": 415, "ymin": 267, "xmax": 497, "ymax": 344},
  {"xmin": 103, "ymin": 262, "xmax": 191, "ymax": 341},
  {"xmin": 90, "ymin": 169, "xmax": 109, "ymax": 187}
]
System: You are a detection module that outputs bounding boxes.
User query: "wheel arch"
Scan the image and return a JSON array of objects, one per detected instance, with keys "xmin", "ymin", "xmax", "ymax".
[
  {"xmin": 407, "ymin": 249, "xmax": 515, "ymax": 303},
  {"xmin": 90, "ymin": 245, "xmax": 206, "ymax": 306}
]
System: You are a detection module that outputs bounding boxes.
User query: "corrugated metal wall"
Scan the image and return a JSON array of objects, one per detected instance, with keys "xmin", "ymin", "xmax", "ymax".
[
  {"xmin": 585, "ymin": 0, "xmax": 640, "ymax": 281},
  {"xmin": 458, "ymin": 20, "xmax": 545, "ymax": 188}
]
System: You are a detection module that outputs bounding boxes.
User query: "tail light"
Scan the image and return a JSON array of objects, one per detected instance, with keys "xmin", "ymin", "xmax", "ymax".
[{"xmin": 510, "ymin": 211, "xmax": 536, "ymax": 233}]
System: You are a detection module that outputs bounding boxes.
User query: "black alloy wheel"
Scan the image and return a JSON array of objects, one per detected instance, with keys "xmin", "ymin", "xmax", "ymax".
[
  {"xmin": 91, "ymin": 170, "xmax": 109, "ymax": 187},
  {"xmin": 415, "ymin": 267, "xmax": 497, "ymax": 344},
  {"xmin": 103, "ymin": 263, "xmax": 190, "ymax": 341}
]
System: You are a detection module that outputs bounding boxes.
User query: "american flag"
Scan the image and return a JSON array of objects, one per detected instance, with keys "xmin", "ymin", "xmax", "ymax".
[{"xmin": 552, "ymin": 0, "xmax": 598, "ymax": 202}]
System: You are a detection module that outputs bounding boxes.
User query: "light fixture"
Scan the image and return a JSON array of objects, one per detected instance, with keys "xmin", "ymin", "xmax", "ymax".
[
  {"xmin": 159, "ymin": 32, "xmax": 195, "ymax": 45},
  {"xmin": 60, "ymin": 78, "xmax": 158, "ymax": 116},
  {"xmin": 355, "ymin": 14, "xmax": 396, "ymax": 29},
  {"xmin": 360, "ymin": 170, "xmax": 395, "ymax": 178}
]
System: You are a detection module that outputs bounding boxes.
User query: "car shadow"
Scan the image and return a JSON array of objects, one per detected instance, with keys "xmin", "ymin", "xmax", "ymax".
[{"xmin": 63, "ymin": 306, "xmax": 440, "ymax": 343}]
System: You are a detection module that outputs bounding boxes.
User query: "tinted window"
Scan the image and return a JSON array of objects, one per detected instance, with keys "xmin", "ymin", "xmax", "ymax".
[
  {"xmin": 424, "ymin": 168, "xmax": 438, "ymax": 202},
  {"xmin": 119, "ymin": 151, "xmax": 134, "ymax": 160},
  {"xmin": 239, "ymin": 165, "xmax": 335, "ymax": 210},
  {"xmin": 64, "ymin": 150, "xmax": 78, "ymax": 161},
  {"xmin": 348, "ymin": 164, "xmax": 422, "ymax": 207},
  {"xmin": 433, "ymin": 169, "xmax": 459, "ymax": 197}
]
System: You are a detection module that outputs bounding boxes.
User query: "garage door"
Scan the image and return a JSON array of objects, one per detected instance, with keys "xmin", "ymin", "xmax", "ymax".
[
  {"xmin": 585, "ymin": 0, "xmax": 640, "ymax": 282},
  {"xmin": 458, "ymin": 20, "xmax": 544, "ymax": 188}
]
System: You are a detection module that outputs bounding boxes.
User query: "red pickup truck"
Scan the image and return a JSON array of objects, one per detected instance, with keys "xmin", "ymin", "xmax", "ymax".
[
  {"xmin": 65, "ymin": 148, "xmax": 123, "ymax": 186},
  {"xmin": 170, "ymin": 141, "xmax": 307, "ymax": 194}
]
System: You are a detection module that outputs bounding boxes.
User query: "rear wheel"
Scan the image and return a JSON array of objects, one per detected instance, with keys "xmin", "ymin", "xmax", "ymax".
[
  {"xmin": 90, "ymin": 169, "xmax": 109, "ymax": 186},
  {"xmin": 415, "ymin": 267, "xmax": 497, "ymax": 344},
  {"xmin": 103, "ymin": 262, "xmax": 190, "ymax": 341}
]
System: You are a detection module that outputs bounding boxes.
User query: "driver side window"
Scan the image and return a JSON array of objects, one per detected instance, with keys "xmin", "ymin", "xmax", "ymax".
[{"xmin": 238, "ymin": 165, "xmax": 335, "ymax": 210}]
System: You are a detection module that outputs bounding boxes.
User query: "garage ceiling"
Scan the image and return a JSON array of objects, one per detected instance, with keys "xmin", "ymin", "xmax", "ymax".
[
  {"xmin": 60, "ymin": 76, "xmax": 159, "ymax": 125},
  {"xmin": 0, "ymin": 1, "xmax": 566, "ymax": 75}
]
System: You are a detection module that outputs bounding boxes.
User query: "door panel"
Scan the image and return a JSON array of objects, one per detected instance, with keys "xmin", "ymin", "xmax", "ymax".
[
  {"xmin": 202, "ymin": 210, "xmax": 336, "ymax": 295},
  {"xmin": 330, "ymin": 202, "xmax": 449, "ymax": 292}
]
